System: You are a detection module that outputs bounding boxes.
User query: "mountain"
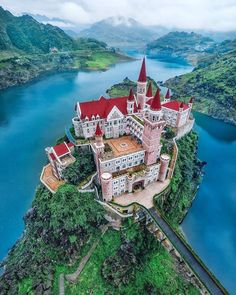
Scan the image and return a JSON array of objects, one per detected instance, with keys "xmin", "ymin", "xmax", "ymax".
[
  {"xmin": 164, "ymin": 49, "xmax": 236, "ymax": 125},
  {"xmin": 79, "ymin": 16, "xmax": 169, "ymax": 49},
  {"xmin": 0, "ymin": 7, "xmax": 77, "ymax": 54},
  {"xmin": 0, "ymin": 7, "xmax": 132, "ymax": 90},
  {"xmin": 146, "ymin": 31, "xmax": 215, "ymax": 65}
]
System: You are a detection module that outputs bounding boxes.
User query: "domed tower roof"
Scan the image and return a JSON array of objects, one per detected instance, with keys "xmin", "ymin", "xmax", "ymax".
[
  {"xmin": 189, "ymin": 97, "xmax": 194, "ymax": 103},
  {"xmin": 179, "ymin": 102, "xmax": 184, "ymax": 110},
  {"xmin": 95, "ymin": 123, "xmax": 103, "ymax": 136},
  {"xmin": 138, "ymin": 58, "xmax": 147, "ymax": 82},
  {"xmin": 146, "ymin": 83, "xmax": 153, "ymax": 97},
  {"xmin": 128, "ymin": 88, "xmax": 135, "ymax": 101},
  {"xmin": 150, "ymin": 89, "xmax": 161, "ymax": 111}
]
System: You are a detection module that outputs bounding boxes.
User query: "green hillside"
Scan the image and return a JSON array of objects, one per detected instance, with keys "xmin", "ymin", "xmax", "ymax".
[
  {"xmin": 0, "ymin": 7, "xmax": 76, "ymax": 53},
  {"xmin": 165, "ymin": 50, "xmax": 236, "ymax": 125},
  {"xmin": 146, "ymin": 31, "xmax": 215, "ymax": 65},
  {"xmin": 0, "ymin": 7, "xmax": 131, "ymax": 90}
]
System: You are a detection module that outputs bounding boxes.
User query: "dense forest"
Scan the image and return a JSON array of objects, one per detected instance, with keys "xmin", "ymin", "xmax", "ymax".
[{"xmin": 165, "ymin": 50, "xmax": 236, "ymax": 125}]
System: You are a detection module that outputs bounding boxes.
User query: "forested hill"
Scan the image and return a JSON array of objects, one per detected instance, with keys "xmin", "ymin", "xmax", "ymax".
[
  {"xmin": 0, "ymin": 7, "xmax": 131, "ymax": 90},
  {"xmin": 165, "ymin": 49, "xmax": 236, "ymax": 125},
  {"xmin": 0, "ymin": 7, "xmax": 77, "ymax": 53},
  {"xmin": 146, "ymin": 31, "xmax": 215, "ymax": 65}
]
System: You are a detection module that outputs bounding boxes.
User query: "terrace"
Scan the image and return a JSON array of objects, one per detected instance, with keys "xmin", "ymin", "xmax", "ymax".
[
  {"xmin": 40, "ymin": 164, "xmax": 65, "ymax": 193},
  {"xmin": 102, "ymin": 135, "xmax": 144, "ymax": 160}
]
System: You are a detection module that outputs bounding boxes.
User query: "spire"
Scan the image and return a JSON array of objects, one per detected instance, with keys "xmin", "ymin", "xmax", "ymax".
[
  {"xmin": 146, "ymin": 83, "xmax": 153, "ymax": 97},
  {"xmin": 165, "ymin": 89, "xmax": 171, "ymax": 99},
  {"xmin": 150, "ymin": 89, "xmax": 161, "ymax": 111},
  {"xmin": 179, "ymin": 102, "xmax": 184, "ymax": 110},
  {"xmin": 95, "ymin": 123, "xmax": 103, "ymax": 136},
  {"xmin": 138, "ymin": 58, "xmax": 147, "ymax": 82},
  {"xmin": 189, "ymin": 97, "xmax": 193, "ymax": 103},
  {"xmin": 128, "ymin": 88, "xmax": 135, "ymax": 101}
]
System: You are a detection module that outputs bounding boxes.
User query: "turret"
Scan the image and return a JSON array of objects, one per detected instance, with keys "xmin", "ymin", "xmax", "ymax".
[
  {"xmin": 176, "ymin": 102, "xmax": 185, "ymax": 127},
  {"xmin": 159, "ymin": 154, "xmax": 170, "ymax": 182},
  {"xmin": 146, "ymin": 83, "xmax": 153, "ymax": 99},
  {"xmin": 164, "ymin": 89, "xmax": 171, "ymax": 103},
  {"xmin": 188, "ymin": 97, "xmax": 193, "ymax": 109},
  {"xmin": 101, "ymin": 172, "xmax": 113, "ymax": 202},
  {"xmin": 188, "ymin": 97, "xmax": 194, "ymax": 120},
  {"xmin": 149, "ymin": 89, "xmax": 162, "ymax": 122},
  {"xmin": 137, "ymin": 58, "xmax": 147, "ymax": 111},
  {"xmin": 94, "ymin": 123, "xmax": 104, "ymax": 156},
  {"xmin": 127, "ymin": 88, "xmax": 135, "ymax": 114},
  {"xmin": 179, "ymin": 101, "xmax": 184, "ymax": 112},
  {"xmin": 142, "ymin": 89, "xmax": 165, "ymax": 166}
]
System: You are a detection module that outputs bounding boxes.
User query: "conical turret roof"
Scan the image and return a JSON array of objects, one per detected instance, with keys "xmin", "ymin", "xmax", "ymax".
[
  {"xmin": 146, "ymin": 83, "xmax": 153, "ymax": 97},
  {"xmin": 95, "ymin": 123, "xmax": 103, "ymax": 136},
  {"xmin": 138, "ymin": 58, "xmax": 147, "ymax": 82},
  {"xmin": 150, "ymin": 89, "xmax": 161, "ymax": 111},
  {"xmin": 128, "ymin": 88, "xmax": 135, "ymax": 101},
  {"xmin": 165, "ymin": 89, "xmax": 171, "ymax": 99}
]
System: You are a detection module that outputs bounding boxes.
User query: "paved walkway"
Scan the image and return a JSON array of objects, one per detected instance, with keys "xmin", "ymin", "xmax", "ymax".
[
  {"xmin": 65, "ymin": 224, "xmax": 108, "ymax": 284},
  {"xmin": 114, "ymin": 179, "xmax": 170, "ymax": 209},
  {"xmin": 148, "ymin": 208, "xmax": 225, "ymax": 295},
  {"xmin": 59, "ymin": 274, "xmax": 65, "ymax": 295}
]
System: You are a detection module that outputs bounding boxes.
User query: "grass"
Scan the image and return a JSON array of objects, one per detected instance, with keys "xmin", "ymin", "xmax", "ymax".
[
  {"xmin": 85, "ymin": 51, "xmax": 120, "ymax": 70},
  {"xmin": 64, "ymin": 229, "xmax": 121, "ymax": 294},
  {"xmin": 53, "ymin": 231, "xmax": 102, "ymax": 294},
  {"xmin": 18, "ymin": 277, "xmax": 33, "ymax": 295},
  {"xmin": 65, "ymin": 228, "xmax": 199, "ymax": 295}
]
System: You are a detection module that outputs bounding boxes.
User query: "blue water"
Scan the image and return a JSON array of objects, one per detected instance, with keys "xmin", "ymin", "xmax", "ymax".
[
  {"xmin": 0, "ymin": 55, "xmax": 235, "ymax": 293},
  {"xmin": 182, "ymin": 112, "xmax": 236, "ymax": 294}
]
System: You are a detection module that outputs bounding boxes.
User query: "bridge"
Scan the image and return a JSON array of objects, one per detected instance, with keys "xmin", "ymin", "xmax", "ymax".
[
  {"xmin": 109, "ymin": 201, "xmax": 227, "ymax": 295},
  {"xmin": 65, "ymin": 125, "xmax": 77, "ymax": 145}
]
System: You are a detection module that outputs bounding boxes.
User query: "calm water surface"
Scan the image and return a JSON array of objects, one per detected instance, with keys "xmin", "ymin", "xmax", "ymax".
[{"xmin": 0, "ymin": 55, "xmax": 235, "ymax": 294}]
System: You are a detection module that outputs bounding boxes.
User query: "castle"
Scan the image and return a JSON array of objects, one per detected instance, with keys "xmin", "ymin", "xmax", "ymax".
[{"xmin": 43, "ymin": 58, "xmax": 194, "ymax": 199}]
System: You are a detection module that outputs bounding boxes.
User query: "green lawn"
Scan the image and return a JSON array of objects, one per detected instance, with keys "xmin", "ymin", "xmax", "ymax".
[{"xmin": 85, "ymin": 52, "xmax": 121, "ymax": 70}]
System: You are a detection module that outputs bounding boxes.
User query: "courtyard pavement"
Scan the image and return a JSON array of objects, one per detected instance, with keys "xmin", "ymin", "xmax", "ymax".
[{"xmin": 113, "ymin": 179, "xmax": 170, "ymax": 209}]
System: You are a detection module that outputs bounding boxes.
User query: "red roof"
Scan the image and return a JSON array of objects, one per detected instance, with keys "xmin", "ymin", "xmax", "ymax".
[
  {"xmin": 53, "ymin": 143, "xmax": 70, "ymax": 157},
  {"xmin": 95, "ymin": 123, "xmax": 103, "ymax": 136},
  {"xmin": 49, "ymin": 153, "xmax": 56, "ymax": 161},
  {"xmin": 179, "ymin": 102, "xmax": 184, "ymax": 109},
  {"xmin": 146, "ymin": 83, "xmax": 153, "ymax": 97},
  {"xmin": 138, "ymin": 58, "xmax": 147, "ymax": 82},
  {"xmin": 150, "ymin": 89, "xmax": 161, "ymax": 111},
  {"xmin": 79, "ymin": 96, "xmax": 138, "ymax": 120},
  {"xmin": 189, "ymin": 97, "xmax": 194, "ymax": 103},
  {"xmin": 128, "ymin": 88, "xmax": 135, "ymax": 101},
  {"xmin": 67, "ymin": 142, "xmax": 74, "ymax": 148},
  {"xmin": 165, "ymin": 89, "xmax": 171, "ymax": 99},
  {"xmin": 162, "ymin": 100, "xmax": 189, "ymax": 111}
]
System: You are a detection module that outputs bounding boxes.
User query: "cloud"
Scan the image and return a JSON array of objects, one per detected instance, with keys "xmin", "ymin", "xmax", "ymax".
[{"xmin": 0, "ymin": 0, "xmax": 236, "ymax": 31}]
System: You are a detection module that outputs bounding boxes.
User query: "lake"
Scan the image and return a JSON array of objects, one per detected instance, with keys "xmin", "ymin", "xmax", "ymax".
[{"xmin": 0, "ymin": 55, "xmax": 235, "ymax": 293}]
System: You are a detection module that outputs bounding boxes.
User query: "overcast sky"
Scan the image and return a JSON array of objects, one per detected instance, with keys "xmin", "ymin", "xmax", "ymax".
[{"xmin": 1, "ymin": 0, "xmax": 236, "ymax": 31}]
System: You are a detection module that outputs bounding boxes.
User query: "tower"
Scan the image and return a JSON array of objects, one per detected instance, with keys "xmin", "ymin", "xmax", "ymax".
[
  {"xmin": 137, "ymin": 58, "xmax": 147, "ymax": 111},
  {"xmin": 188, "ymin": 97, "xmax": 193, "ymax": 120},
  {"xmin": 164, "ymin": 89, "xmax": 171, "ymax": 103},
  {"xmin": 176, "ymin": 102, "xmax": 184, "ymax": 127},
  {"xmin": 127, "ymin": 88, "xmax": 135, "ymax": 114},
  {"xmin": 142, "ymin": 89, "xmax": 165, "ymax": 166},
  {"xmin": 159, "ymin": 154, "xmax": 170, "ymax": 182},
  {"xmin": 101, "ymin": 172, "xmax": 113, "ymax": 202}
]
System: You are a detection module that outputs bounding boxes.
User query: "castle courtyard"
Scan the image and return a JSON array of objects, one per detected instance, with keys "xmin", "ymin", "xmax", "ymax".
[{"xmin": 113, "ymin": 179, "xmax": 170, "ymax": 209}]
